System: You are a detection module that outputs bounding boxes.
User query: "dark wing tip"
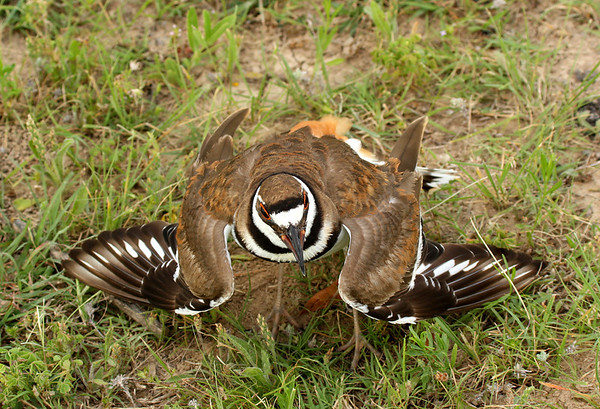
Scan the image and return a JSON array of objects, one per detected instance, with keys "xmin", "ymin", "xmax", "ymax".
[
  {"xmin": 197, "ymin": 108, "xmax": 249, "ymax": 165},
  {"xmin": 390, "ymin": 116, "xmax": 428, "ymax": 172},
  {"xmin": 364, "ymin": 274, "xmax": 456, "ymax": 323},
  {"xmin": 536, "ymin": 259, "xmax": 549, "ymax": 273}
]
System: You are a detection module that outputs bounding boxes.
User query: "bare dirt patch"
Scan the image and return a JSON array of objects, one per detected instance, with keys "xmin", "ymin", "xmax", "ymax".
[
  {"xmin": 0, "ymin": 125, "xmax": 39, "ymax": 231},
  {"xmin": 533, "ymin": 349, "xmax": 600, "ymax": 409},
  {"xmin": 572, "ymin": 163, "xmax": 600, "ymax": 223},
  {"xmin": 0, "ymin": 30, "xmax": 32, "ymax": 76}
]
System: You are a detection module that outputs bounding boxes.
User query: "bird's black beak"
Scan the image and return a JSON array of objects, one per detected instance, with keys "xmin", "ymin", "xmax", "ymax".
[{"xmin": 281, "ymin": 225, "xmax": 306, "ymax": 276}]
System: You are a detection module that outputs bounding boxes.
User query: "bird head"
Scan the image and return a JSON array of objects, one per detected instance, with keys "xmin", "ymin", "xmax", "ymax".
[{"xmin": 251, "ymin": 174, "xmax": 315, "ymax": 276}]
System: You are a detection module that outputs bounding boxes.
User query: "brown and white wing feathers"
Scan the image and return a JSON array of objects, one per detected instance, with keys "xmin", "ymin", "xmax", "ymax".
[
  {"xmin": 175, "ymin": 208, "xmax": 236, "ymax": 311},
  {"xmin": 175, "ymin": 109, "xmax": 262, "ymax": 310},
  {"xmin": 64, "ymin": 110, "xmax": 255, "ymax": 315},
  {"xmin": 63, "ymin": 221, "xmax": 219, "ymax": 313},
  {"xmin": 363, "ymin": 241, "xmax": 545, "ymax": 323},
  {"xmin": 336, "ymin": 117, "xmax": 426, "ymax": 312}
]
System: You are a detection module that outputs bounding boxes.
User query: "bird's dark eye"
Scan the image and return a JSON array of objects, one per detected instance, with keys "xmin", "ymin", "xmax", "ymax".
[
  {"xmin": 259, "ymin": 203, "xmax": 270, "ymax": 220},
  {"xmin": 303, "ymin": 191, "xmax": 308, "ymax": 210}
]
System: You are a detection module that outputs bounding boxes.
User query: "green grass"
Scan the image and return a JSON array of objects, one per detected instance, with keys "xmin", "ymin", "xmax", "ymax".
[{"xmin": 2, "ymin": 0, "xmax": 600, "ymax": 407}]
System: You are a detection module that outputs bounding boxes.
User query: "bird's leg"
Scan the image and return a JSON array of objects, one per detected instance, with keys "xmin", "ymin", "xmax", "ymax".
[
  {"xmin": 267, "ymin": 264, "xmax": 285, "ymax": 338},
  {"xmin": 338, "ymin": 308, "xmax": 382, "ymax": 370},
  {"xmin": 267, "ymin": 264, "xmax": 301, "ymax": 338},
  {"xmin": 110, "ymin": 297, "xmax": 162, "ymax": 336}
]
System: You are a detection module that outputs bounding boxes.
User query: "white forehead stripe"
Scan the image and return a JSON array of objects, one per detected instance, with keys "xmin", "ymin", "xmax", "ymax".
[
  {"xmin": 291, "ymin": 176, "xmax": 317, "ymax": 237},
  {"xmin": 271, "ymin": 205, "xmax": 304, "ymax": 228}
]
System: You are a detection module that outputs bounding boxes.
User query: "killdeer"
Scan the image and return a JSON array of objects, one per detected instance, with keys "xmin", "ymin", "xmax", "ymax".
[{"xmin": 63, "ymin": 109, "xmax": 546, "ymax": 368}]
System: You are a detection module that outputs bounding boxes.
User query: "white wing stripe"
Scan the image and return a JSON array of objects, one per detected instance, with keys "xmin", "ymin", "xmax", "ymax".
[
  {"xmin": 107, "ymin": 242, "xmax": 123, "ymax": 256},
  {"xmin": 462, "ymin": 260, "xmax": 479, "ymax": 272},
  {"xmin": 124, "ymin": 242, "xmax": 138, "ymax": 258},
  {"xmin": 92, "ymin": 251, "xmax": 109, "ymax": 264},
  {"xmin": 138, "ymin": 239, "xmax": 153, "ymax": 259},
  {"xmin": 433, "ymin": 260, "xmax": 455, "ymax": 277},
  {"xmin": 448, "ymin": 260, "xmax": 471, "ymax": 275},
  {"xmin": 149, "ymin": 237, "xmax": 166, "ymax": 259}
]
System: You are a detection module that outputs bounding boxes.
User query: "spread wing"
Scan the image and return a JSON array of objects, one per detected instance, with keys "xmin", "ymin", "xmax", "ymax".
[
  {"xmin": 64, "ymin": 109, "xmax": 255, "ymax": 315},
  {"xmin": 362, "ymin": 241, "xmax": 545, "ymax": 323},
  {"xmin": 62, "ymin": 221, "xmax": 219, "ymax": 314},
  {"xmin": 335, "ymin": 116, "xmax": 544, "ymax": 321}
]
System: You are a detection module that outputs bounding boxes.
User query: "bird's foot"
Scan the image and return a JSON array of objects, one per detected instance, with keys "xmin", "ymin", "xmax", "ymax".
[
  {"xmin": 338, "ymin": 309, "xmax": 382, "ymax": 370},
  {"xmin": 267, "ymin": 264, "xmax": 303, "ymax": 338},
  {"xmin": 266, "ymin": 306, "xmax": 302, "ymax": 338}
]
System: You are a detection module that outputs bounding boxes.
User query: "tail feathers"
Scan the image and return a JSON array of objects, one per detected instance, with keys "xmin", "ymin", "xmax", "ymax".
[
  {"xmin": 364, "ymin": 241, "xmax": 545, "ymax": 324},
  {"xmin": 417, "ymin": 167, "xmax": 460, "ymax": 191},
  {"xmin": 63, "ymin": 221, "xmax": 177, "ymax": 306},
  {"xmin": 291, "ymin": 116, "xmax": 459, "ymax": 189},
  {"xmin": 290, "ymin": 116, "xmax": 459, "ymax": 190}
]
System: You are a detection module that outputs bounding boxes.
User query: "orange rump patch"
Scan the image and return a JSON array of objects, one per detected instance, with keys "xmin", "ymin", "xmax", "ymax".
[{"xmin": 290, "ymin": 116, "xmax": 352, "ymax": 140}]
